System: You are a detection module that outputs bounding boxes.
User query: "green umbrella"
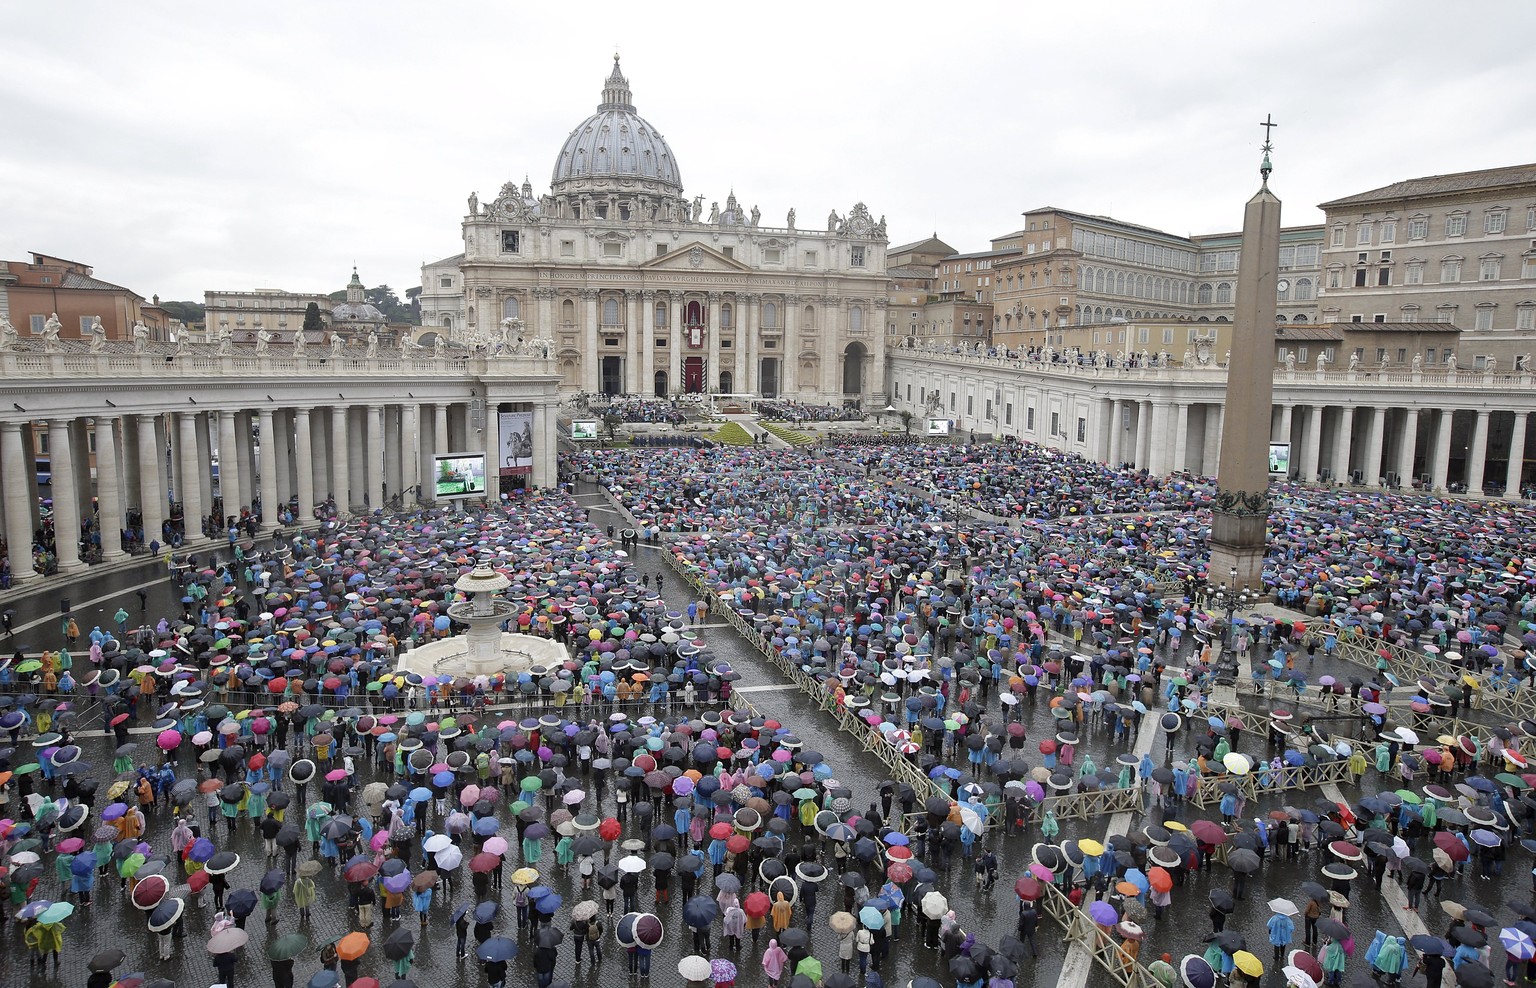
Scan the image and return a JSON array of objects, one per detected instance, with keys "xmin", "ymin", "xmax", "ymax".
[
  {"xmin": 15, "ymin": 660, "xmax": 41, "ymax": 674},
  {"xmin": 12, "ymin": 763, "xmax": 39, "ymax": 776},
  {"xmin": 268, "ymin": 933, "xmax": 309, "ymax": 961},
  {"xmin": 520, "ymin": 777, "xmax": 543, "ymax": 794},
  {"xmin": 1394, "ymin": 789, "xmax": 1422, "ymax": 805},
  {"xmin": 118, "ymin": 852, "xmax": 147, "ymax": 878},
  {"xmin": 1495, "ymin": 773, "xmax": 1528, "ymax": 789}
]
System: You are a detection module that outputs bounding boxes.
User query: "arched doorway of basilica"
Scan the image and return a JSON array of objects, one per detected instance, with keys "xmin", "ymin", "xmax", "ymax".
[
  {"xmin": 653, "ymin": 371, "xmax": 668, "ymax": 398},
  {"xmin": 758, "ymin": 358, "xmax": 779, "ymax": 398},
  {"xmin": 842, "ymin": 341, "xmax": 867, "ymax": 396},
  {"xmin": 601, "ymin": 356, "xmax": 624, "ymax": 395},
  {"xmin": 718, "ymin": 371, "xmax": 733, "ymax": 394}
]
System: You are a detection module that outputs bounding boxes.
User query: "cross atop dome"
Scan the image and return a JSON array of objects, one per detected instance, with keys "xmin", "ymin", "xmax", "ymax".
[{"xmin": 599, "ymin": 55, "xmax": 634, "ymax": 113}]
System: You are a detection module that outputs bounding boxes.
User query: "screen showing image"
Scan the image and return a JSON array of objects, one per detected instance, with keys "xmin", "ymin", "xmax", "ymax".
[
  {"xmin": 571, "ymin": 420, "xmax": 600, "ymax": 441},
  {"xmin": 434, "ymin": 453, "xmax": 487, "ymax": 498},
  {"xmin": 925, "ymin": 418, "xmax": 952, "ymax": 436},
  {"xmin": 1268, "ymin": 442, "xmax": 1291, "ymax": 477}
]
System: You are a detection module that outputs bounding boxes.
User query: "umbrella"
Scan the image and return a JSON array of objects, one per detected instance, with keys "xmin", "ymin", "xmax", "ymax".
[
  {"xmin": 683, "ymin": 895, "xmax": 720, "ymax": 929},
  {"xmin": 206, "ymin": 928, "xmax": 250, "ymax": 955},
  {"xmin": 89, "ymin": 948, "xmax": 127, "ymax": 972},
  {"xmin": 679, "ymin": 955, "xmax": 712, "ymax": 981},
  {"xmin": 336, "ymin": 932, "xmax": 370, "ymax": 961},
  {"xmin": 148, "ymin": 897, "xmax": 184, "ymax": 933},
  {"xmin": 829, "ymin": 911, "xmax": 856, "ymax": 935},
  {"xmin": 382, "ymin": 928, "xmax": 415, "ymax": 961},
  {"xmin": 1500, "ymin": 927, "xmax": 1536, "ymax": 961},
  {"xmin": 205, "ymin": 851, "xmax": 240, "ymax": 875},
  {"xmin": 616, "ymin": 912, "xmax": 664, "ymax": 948},
  {"xmin": 476, "ymin": 937, "xmax": 517, "ymax": 962},
  {"xmin": 1181, "ymin": 954, "xmax": 1216, "ymax": 988},
  {"xmin": 921, "ymin": 890, "xmax": 948, "ymax": 920},
  {"xmin": 268, "ymin": 933, "xmax": 309, "ymax": 962}
]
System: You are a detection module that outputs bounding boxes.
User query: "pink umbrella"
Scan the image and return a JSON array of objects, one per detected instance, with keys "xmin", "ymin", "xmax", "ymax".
[
  {"xmin": 157, "ymin": 730, "xmax": 182, "ymax": 751},
  {"xmin": 370, "ymin": 831, "xmax": 390, "ymax": 851},
  {"xmin": 483, "ymin": 836, "xmax": 509, "ymax": 856},
  {"xmin": 460, "ymin": 785, "xmax": 481, "ymax": 807},
  {"xmin": 326, "ymin": 769, "xmax": 347, "ymax": 782},
  {"xmin": 1029, "ymin": 863, "xmax": 1054, "ymax": 882}
]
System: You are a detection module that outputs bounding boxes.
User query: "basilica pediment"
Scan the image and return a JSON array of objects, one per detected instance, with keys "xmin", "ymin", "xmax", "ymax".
[{"xmin": 640, "ymin": 242, "xmax": 753, "ymax": 273}]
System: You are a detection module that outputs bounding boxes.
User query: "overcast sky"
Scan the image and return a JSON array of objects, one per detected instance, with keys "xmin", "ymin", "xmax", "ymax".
[{"xmin": 5, "ymin": 1, "xmax": 1535, "ymax": 303}]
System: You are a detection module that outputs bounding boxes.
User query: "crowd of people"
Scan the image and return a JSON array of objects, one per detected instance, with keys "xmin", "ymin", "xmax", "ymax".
[{"xmin": 758, "ymin": 402, "xmax": 865, "ymax": 424}]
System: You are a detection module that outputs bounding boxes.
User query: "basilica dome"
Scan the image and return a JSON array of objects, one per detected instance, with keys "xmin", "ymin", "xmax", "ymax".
[{"xmin": 550, "ymin": 58, "xmax": 682, "ymax": 195}]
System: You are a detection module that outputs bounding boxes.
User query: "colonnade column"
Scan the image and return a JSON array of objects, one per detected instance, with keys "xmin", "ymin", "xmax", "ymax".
[
  {"xmin": 1298, "ymin": 405, "xmax": 1321, "ymax": 484},
  {"xmin": 667, "ymin": 295, "xmax": 682, "ymax": 397},
  {"xmin": 1, "ymin": 423, "xmax": 36, "ymax": 581},
  {"xmin": 1430, "ymin": 409, "xmax": 1454, "ymax": 492},
  {"xmin": 400, "ymin": 404, "xmax": 420, "ymax": 503},
  {"xmin": 482, "ymin": 400, "xmax": 501, "ymax": 503},
  {"xmin": 137, "ymin": 415, "xmax": 164, "ymax": 549},
  {"xmin": 1332, "ymin": 407, "xmax": 1354, "ymax": 484},
  {"xmin": 582, "ymin": 290, "xmax": 600, "ymax": 393},
  {"xmin": 434, "ymin": 403, "xmax": 450, "ymax": 457},
  {"xmin": 273, "ymin": 411, "xmax": 293, "ymax": 511},
  {"xmin": 48, "ymin": 420, "xmax": 83, "ymax": 571},
  {"xmin": 235, "ymin": 413, "xmax": 255, "ymax": 514},
  {"xmin": 1395, "ymin": 409, "xmax": 1419, "ymax": 489},
  {"xmin": 640, "ymin": 291, "xmax": 656, "ymax": 398},
  {"xmin": 217, "ymin": 411, "xmax": 241, "ymax": 520},
  {"xmin": 1507, "ymin": 412, "xmax": 1529, "ymax": 499},
  {"xmin": 1172, "ymin": 403, "xmax": 1190, "ymax": 474},
  {"xmin": 1275, "ymin": 403, "xmax": 1294, "ymax": 446},
  {"xmin": 366, "ymin": 405, "xmax": 384, "ymax": 510},
  {"xmin": 1364, "ymin": 406, "xmax": 1386, "ymax": 487},
  {"xmin": 707, "ymin": 292, "xmax": 723, "ymax": 392},
  {"xmin": 294, "ymin": 408, "xmax": 315, "ymax": 522},
  {"xmin": 543, "ymin": 401, "xmax": 557, "ymax": 489},
  {"xmin": 1202, "ymin": 406, "xmax": 1223, "ymax": 476},
  {"xmin": 384, "ymin": 406, "xmax": 402, "ymax": 499},
  {"xmin": 624, "ymin": 291, "xmax": 640, "ymax": 394},
  {"xmin": 178, "ymin": 412, "xmax": 205, "ymax": 543},
  {"xmin": 1148, "ymin": 401, "xmax": 1171, "ymax": 475},
  {"xmin": 531, "ymin": 403, "xmax": 549, "ymax": 489},
  {"xmin": 1136, "ymin": 400, "xmax": 1153, "ymax": 469},
  {"xmin": 258, "ymin": 409, "xmax": 278, "ymax": 530},
  {"xmin": 1106, "ymin": 400, "xmax": 1123, "ymax": 466},
  {"xmin": 331, "ymin": 405, "xmax": 350, "ymax": 512},
  {"xmin": 1468, "ymin": 409, "xmax": 1491, "ymax": 495},
  {"xmin": 94, "ymin": 416, "xmax": 125, "ymax": 560}
]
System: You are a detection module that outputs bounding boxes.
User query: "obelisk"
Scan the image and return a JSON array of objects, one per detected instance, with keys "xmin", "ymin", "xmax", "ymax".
[{"xmin": 1209, "ymin": 119, "xmax": 1282, "ymax": 590}]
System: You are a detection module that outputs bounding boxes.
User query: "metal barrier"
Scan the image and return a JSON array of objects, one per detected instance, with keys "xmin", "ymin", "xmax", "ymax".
[
  {"xmin": 1038, "ymin": 876, "xmax": 1163, "ymax": 988},
  {"xmin": 1188, "ymin": 755, "xmax": 1355, "ymax": 808}
]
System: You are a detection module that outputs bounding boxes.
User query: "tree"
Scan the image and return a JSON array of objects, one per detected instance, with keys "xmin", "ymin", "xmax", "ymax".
[
  {"xmin": 302, "ymin": 302, "xmax": 323, "ymax": 335},
  {"xmin": 899, "ymin": 410, "xmax": 913, "ymax": 435},
  {"xmin": 158, "ymin": 300, "xmax": 205, "ymax": 325},
  {"xmin": 602, "ymin": 413, "xmax": 622, "ymax": 441}
]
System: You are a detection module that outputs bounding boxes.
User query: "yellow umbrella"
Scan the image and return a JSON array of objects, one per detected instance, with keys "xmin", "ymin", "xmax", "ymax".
[
  {"xmin": 510, "ymin": 867, "xmax": 539, "ymax": 886},
  {"xmin": 1163, "ymin": 820, "xmax": 1189, "ymax": 832},
  {"xmin": 1233, "ymin": 951, "xmax": 1263, "ymax": 977},
  {"xmin": 1078, "ymin": 838, "xmax": 1105, "ymax": 857}
]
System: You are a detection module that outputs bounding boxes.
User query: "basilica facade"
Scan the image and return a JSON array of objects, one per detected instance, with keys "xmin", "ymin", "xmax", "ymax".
[{"xmin": 418, "ymin": 59, "xmax": 890, "ymax": 404}]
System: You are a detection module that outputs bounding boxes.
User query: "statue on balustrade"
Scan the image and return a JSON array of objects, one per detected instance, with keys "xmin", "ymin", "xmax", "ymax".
[
  {"xmin": 255, "ymin": 327, "xmax": 273, "ymax": 355},
  {"xmin": 1315, "ymin": 350, "xmax": 1328, "ymax": 371},
  {"xmin": 786, "ymin": 208, "xmax": 795, "ymax": 230},
  {"xmin": 292, "ymin": 330, "xmax": 308, "ymax": 357},
  {"xmin": 1486, "ymin": 356, "xmax": 1497, "ymax": 374},
  {"xmin": 1517, "ymin": 354, "xmax": 1530, "ymax": 373},
  {"xmin": 1348, "ymin": 351, "xmax": 1360, "ymax": 372},
  {"xmin": 175, "ymin": 332, "xmax": 190, "ymax": 357},
  {"xmin": 88, "ymin": 316, "xmax": 107, "ymax": 352},
  {"xmin": 133, "ymin": 320, "xmax": 151, "ymax": 354},
  {"xmin": 366, "ymin": 328, "xmax": 379, "ymax": 358},
  {"xmin": 1283, "ymin": 352, "xmax": 1295, "ymax": 372},
  {"xmin": 329, "ymin": 331, "xmax": 346, "ymax": 356},
  {"xmin": 433, "ymin": 334, "xmax": 448, "ymax": 358},
  {"xmin": 399, "ymin": 331, "xmax": 415, "ymax": 356},
  {"xmin": 1412, "ymin": 353, "xmax": 1423, "ymax": 373},
  {"xmin": 215, "ymin": 325, "xmax": 232, "ymax": 356},
  {"xmin": 1444, "ymin": 352, "xmax": 1456, "ymax": 373},
  {"xmin": 0, "ymin": 316, "xmax": 17, "ymax": 350},
  {"xmin": 40, "ymin": 312, "xmax": 62, "ymax": 350}
]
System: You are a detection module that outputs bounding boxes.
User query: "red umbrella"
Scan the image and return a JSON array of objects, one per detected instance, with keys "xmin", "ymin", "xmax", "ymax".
[
  {"xmin": 1433, "ymin": 832, "xmax": 1469, "ymax": 862},
  {"xmin": 1190, "ymin": 820, "xmax": 1228, "ymax": 845},
  {"xmin": 343, "ymin": 862, "xmax": 378, "ymax": 883},
  {"xmin": 886, "ymin": 861, "xmax": 913, "ymax": 883},
  {"xmin": 726, "ymin": 835, "xmax": 750, "ymax": 854},
  {"xmin": 470, "ymin": 852, "xmax": 500, "ymax": 874},
  {"xmin": 1148, "ymin": 867, "xmax": 1173, "ymax": 894},
  {"xmin": 1014, "ymin": 876, "xmax": 1043, "ymax": 900},
  {"xmin": 743, "ymin": 891, "xmax": 771, "ymax": 919},
  {"xmin": 599, "ymin": 818, "xmax": 622, "ymax": 842},
  {"xmin": 187, "ymin": 870, "xmax": 210, "ymax": 893}
]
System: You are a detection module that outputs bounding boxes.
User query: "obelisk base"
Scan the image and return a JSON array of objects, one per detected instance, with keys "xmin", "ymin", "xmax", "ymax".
[{"xmin": 1209, "ymin": 509, "xmax": 1267, "ymax": 590}]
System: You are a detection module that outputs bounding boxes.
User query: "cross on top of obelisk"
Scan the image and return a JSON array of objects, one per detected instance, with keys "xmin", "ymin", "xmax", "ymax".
[{"xmin": 1259, "ymin": 113, "xmax": 1277, "ymax": 184}]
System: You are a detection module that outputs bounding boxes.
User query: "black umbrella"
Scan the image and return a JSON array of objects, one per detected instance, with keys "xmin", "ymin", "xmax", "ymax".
[
  {"xmin": 535, "ymin": 926, "xmax": 564, "ymax": 949},
  {"xmin": 1316, "ymin": 918, "xmax": 1349, "ymax": 940},
  {"xmin": 778, "ymin": 928, "xmax": 809, "ymax": 950},
  {"xmin": 383, "ymin": 928, "xmax": 415, "ymax": 960},
  {"xmin": 227, "ymin": 888, "xmax": 258, "ymax": 919},
  {"xmin": 948, "ymin": 956, "xmax": 980, "ymax": 981},
  {"xmin": 1227, "ymin": 849, "xmax": 1261, "ymax": 875},
  {"xmin": 1209, "ymin": 890, "xmax": 1235, "ymax": 913}
]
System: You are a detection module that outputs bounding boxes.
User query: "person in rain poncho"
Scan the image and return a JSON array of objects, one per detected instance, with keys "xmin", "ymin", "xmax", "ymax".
[
  {"xmin": 761, "ymin": 937, "xmax": 788, "ymax": 988},
  {"xmin": 1320, "ymin": 936, "xmax": 1347, "ymax": 985},
  {"xmin": 1147, "ymin": 952, "xmax": 1176, "ymax": 988},
  {"xmin": 1266, "ymin": 908, "xmax": 1295, "ymax": 965},
  {"xmin": 1373, "ymin": 934, "xmax": 1405, "ymax": 984},
  {"xmin": 1040, "ymin": 809, "xmax": 1059, "ymax": 839}
]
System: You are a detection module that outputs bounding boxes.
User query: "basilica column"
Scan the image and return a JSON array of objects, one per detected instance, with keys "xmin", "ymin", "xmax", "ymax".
[
  {"xmin": 294, "ymin": 407, "xmax": 315, "ymax": 522},
  {"xmin": 1363, "ymin": 406, "xmax": 1386, "ymax": 487},
  {"xmin": 581, "ymin": 290, "xmax": 600, "ymax": 393},
  {"xmin": 822, "ymin": 297, "xmax": 841, "ymax": 398},
  {"xmin": 783, "ymin": 297, "xmax": 799, "ymax": 396},
  {"xmin": 1395, "ymin": 408, "xmax": 1419, "ymax": 488},
  {"xmin": 707, "ymin": 292, "xmax": 723, "ymax": 392},
  {"xmin": 733, "ymin": 294, "xmax": 748, "ymax": 393},
  {"xmin": 1298, "ymin": 405, "xmax": 1321, "ymax": 484},
  {"xmin": 667, "ymin": 295, "xmax": 682, "ymax": 397},
  {"xmin": 1, "ymin": 423, "xmax": 36, "ymax": 581},
  {"xmin": 1332, "ymin": 407, "xmax": 1354, "ymax": 484},
  {"xmin": 1502, "ymin": 412, "xmax": 1528, "ymax": 498},
  {"xmin": 178, "ymin": 412, "xmax": 206, "ymax": 543},
  {"xmin": 1430, "ymin": 409, "xmax": 1454, "ymax": 492},
  {"xmin": 1468, "ymin": 409, "xmax": 1491, "ymax": 495},
  {"xmin": 94, "ymin": 416, "xmax": 125, "ymax": 560},
  {"xmin": 1172, "ymin": 402, "xmax": 1190, "ymax": 474},
  {"xmin": 258, "ymin": 409, "xmax": 279, "ymax": 530},
  {"xmin": 640, "ymin": 291, "xmax": 656, "ymax": 398},
  {"xmin": 137, "ymin": 415, "xmax": 165, "ymax": 548},
  {"xmin": 624, "ymin": 291, "xmax": 640, "ymax": 394},
  {"xmin": 331, "ymin": 405, "xmax": 350, "ymax": 513},
  {"xmin": 400, "ymin": 404, "xmax": 420, "ymax": 503},
  {"xmin": 217, "ymin": 411, "xmax": 242, "ymax": 518},
  {"xmin": 743, "ymin": 295, "xmax": 759, "ymax": 395}
]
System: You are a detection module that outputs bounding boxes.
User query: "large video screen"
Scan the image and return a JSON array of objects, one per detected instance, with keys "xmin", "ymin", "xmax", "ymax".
[
  {"xmin": 570, "ymin": 420, "xmax": 600, "ymax": 441},
  {"xmin": 434, "ymin": 453, "xmax": 487, "ymax": 499},
  {"xmin": 924, "ymin": 418, "xmax": 952, "ymax": 436},
  {"xmin": 1268, "ymin": 442, "xmax": 1291, "ymax": 477}
]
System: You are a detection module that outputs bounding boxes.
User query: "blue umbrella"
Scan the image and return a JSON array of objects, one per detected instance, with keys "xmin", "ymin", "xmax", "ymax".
[
  {"xmin": 681, "ymin": 895, "xmax": 719, "ymax": 930},
  {"xmin": 859, "ymin": 906, "xmax": 884, "ymax": 929},
  {"xmin": 473, "ymin": 900, "xmax": 500, "ymax": 924},
  {"xmin": 534, "ymin": 893, "xmax": 562, "ymax": 915},
  {"xmin": 527, "ymin": 885, "xmax": 554, "ymax": 901},
  {"xmin": 476, "ymin": 937, "xmax": 517, "ymax": 962},
  {"xmin": 472, "ymin": 816, "xmax": 499, "ymax": 836},
  {"xmin": 410, "ymin": 787, "xmax": 432, "ymax": 803}
]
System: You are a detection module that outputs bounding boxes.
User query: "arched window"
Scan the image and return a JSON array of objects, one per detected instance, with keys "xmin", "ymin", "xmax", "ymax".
[
  {"xmin": 1116, "ymin": 272, "xmax": 1126, "ymax": 295},
  {"xmin": 1277, "ymin": 281, "xmax": 1291, "ymax": 302},
  {"xmin": 1198, "ymin": 284, "xmax": 1213, "ymax": 305},
  {"xmin": 720, "ymin": 304, "xmax": 733, "ymax": 329},
  {"xmin": 1095, "ymin": 270, "xmax": 1106, "ymax": 293},
  {"xmin": 561, "ymin": 299, "xmax": 575, "ymax": 324},
  {"xmin": 1216, "ymin": 283, "xmax": 1232, "ymax": 304},
  {"xmin": 803, "ymin": 305, "xmax": 816, "ymax": 331},
  {"xmin": 440, "ymin": 315, "xmax": 453, "ymax": 330},
  {"xmin": 501, "ymin": 297, "xmax": 520, "ymax": 321},
  {"xmin": 602, "ymin": 298, "xmax": 620, "ymax": 325},
  {"xmin": 1294, "ymin": 278, "xmax": 1313, "ymax": 301},
  {"xmin": 1292, "ymin": 314, "xmax": 1308, "ymax": 323},
  {"xmin": 654, "ymin": 302, "xmax": 667, "ymax": 327},
  {"xmin": 849, "ymin": 306, "xmax": 864, "ymax": 332},
  {"xmin": 763, "ymin": 302, "xmax": 778, "ymax": 329}
]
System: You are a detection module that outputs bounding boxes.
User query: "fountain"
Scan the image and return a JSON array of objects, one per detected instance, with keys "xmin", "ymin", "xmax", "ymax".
[{"xmin": 395, "ymin": 562, "xmax": 566, "ymax": 680}]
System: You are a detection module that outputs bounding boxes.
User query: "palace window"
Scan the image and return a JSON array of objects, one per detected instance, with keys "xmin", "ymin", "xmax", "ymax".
[
  {"xmin": 1480, "ymin": 255, "xmax": 1502, "ymax": 280},
  {"xmin": 1215, "ymin": 283, "xmax": 1232, "ymax": 303},
  {"xmin": 1331, "ymin": 227, "xmax": 1345, "ymax": 247},
  {"xmin": 1408, "ymin": 216, "xmax": 1429, "ymax": 241},
  {"xmin": 1485, "ymin": 209, "xmax": 1508, "ymax": 235},
  {"xmin": 1446, "ymin": 213, "xmax": 1467, "ymax": 238},
  {"xmin": 1381, "ymin": 221, "xmax": 1396, "ymax": 244},
  {"xmin": 1475, "ymin": 305, "xmax": 1495, "ymax": 331},
  {"xmin": 1517, "ymin": 304, "xmax": 1535, "ymax": 331},
  {"xmin": 1295, "ymin": 278, "xmax": 1314, "ymax": 300},
  {"xmin": 1440, "ymin": 258, "xmax": 1462, "ymax": 282},
  {"xmin": 1405, "ymin": 262, "xmax": 1424, "ymax": 285}
]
